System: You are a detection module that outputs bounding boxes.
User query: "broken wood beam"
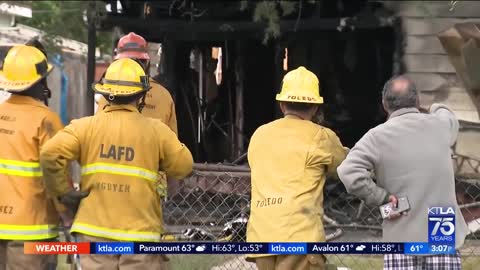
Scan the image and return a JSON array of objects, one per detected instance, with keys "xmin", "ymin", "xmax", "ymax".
[
  {"xmin": 193, "ymin": 163, "xmax": 250, "ymax": 172},
  {"xmin": 99, "ymin": 15, "xmax": 397, "ymax": 41}
]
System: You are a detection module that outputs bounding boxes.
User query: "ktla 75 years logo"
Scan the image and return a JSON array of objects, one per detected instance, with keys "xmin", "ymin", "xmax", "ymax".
[{"xmin": 428, "ymin": 207, "xmax": 455, "ymax": 242}]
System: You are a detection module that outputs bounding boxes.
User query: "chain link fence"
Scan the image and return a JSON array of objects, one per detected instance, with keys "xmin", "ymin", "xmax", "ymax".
[{"xmin": 160, "ymin": 159, "xmax": 480, "ymax": 270}]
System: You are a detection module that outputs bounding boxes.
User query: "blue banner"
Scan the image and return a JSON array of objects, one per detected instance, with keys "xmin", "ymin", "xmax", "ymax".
[
  {"xmin": 85, "ymin": 242, "xmax": 455, "ymax": 255},
  {"xmin": 131, "ymin": 242, "xmax": 405, "ymax": 254}
]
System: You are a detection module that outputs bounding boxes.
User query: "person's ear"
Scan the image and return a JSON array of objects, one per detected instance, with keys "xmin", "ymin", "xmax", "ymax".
[
  {"xmin": 310, "ymin": 105, "xmax": 319, "ymax": 117},
  {"xmin": 382, "ymin": 99, "xmax": 389, "ymax": 113}
]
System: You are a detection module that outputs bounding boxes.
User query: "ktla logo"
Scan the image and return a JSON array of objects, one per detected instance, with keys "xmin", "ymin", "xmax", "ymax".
[{"xmin": 428, "ymin": 207, "xmax": 455, "ymax": 242}]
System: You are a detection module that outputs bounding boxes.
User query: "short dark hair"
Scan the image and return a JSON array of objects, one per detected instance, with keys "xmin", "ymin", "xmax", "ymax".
[
  {"xmin": 281, "ymin": 101, "xmax": 317, "ymax": 113},
  {"xmin": 15, "ymin": 79, "xmax": 48, "ymax": 100},
  {"xmin": 382, "ymin": 75, "xmax": 418, "ymax": 111}
]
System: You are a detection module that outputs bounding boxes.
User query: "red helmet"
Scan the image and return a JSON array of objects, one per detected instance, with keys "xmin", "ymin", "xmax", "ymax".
[{"xmin": 114, "ymin": 32, "xmax": 150, "ymax": 60}]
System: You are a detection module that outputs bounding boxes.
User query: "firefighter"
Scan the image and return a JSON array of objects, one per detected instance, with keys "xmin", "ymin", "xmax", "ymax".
[
  {"xmin": 40, "ymin": 58, "xmax": 193, "ymax": 269},
  {"xmin": 0, "ymin": 45, "xmax": 66, "ymax": 270},
  {"xmin": 97, "ymin": 32, "xmax": 178, "ymax": 200},
  {"xmin": 97, "ymin": 32, "xmax": 177, "ymax": 133},
  {"xmin": 246, "ymin": 67, "xmax": 348, "ymax": 270}
]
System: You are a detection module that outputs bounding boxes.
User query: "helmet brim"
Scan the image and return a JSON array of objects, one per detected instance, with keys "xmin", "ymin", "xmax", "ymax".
[
  {"xmin": 0, "ymin": 63, "xmax": 53, "ymax": 92},
  {"xmin": 93, "ymin": 82, "xmax": 151, "ymax": 97}
]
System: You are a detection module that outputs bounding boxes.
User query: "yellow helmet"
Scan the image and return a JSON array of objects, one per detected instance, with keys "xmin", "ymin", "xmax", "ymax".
[
  {"xmin": 93, "ymin": 58, "xmax": 151, "ymax": 97},
  {"xmin": 276, "ymin": 66, "xmax": 323, "ymax": 104},
  {"xmin": 0, "ymin": 45, "xmax": 53, "ymax": 92}
]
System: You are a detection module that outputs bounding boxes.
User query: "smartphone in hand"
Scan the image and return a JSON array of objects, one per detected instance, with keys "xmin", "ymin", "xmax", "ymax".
[{"xmin": 379, "ymin": 196, "xmax": 410, "ymax": 219}]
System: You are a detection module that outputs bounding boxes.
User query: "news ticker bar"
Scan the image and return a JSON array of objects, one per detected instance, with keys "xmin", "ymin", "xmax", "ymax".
[{"xmin": 24, "ymin": 242, "xmax": 456, "ymax": 255}]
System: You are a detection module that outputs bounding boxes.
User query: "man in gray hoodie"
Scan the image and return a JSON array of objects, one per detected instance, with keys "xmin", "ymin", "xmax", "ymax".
[{"xmin": 337, "ymin": 75, "xmax": 468, "ymax": 269}]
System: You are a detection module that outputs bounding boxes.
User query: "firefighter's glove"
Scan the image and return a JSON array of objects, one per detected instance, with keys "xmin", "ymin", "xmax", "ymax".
[
  {"xmin": 58, "ymin": 190, "xmax": 90, "ymax": 214},
  {"xmin": 156, "ymin": 180, "xmax": 168, "ymax": 200},
  {"xmin": 156, "ymin": 174, "xmax": 168, "ymax": 201}
]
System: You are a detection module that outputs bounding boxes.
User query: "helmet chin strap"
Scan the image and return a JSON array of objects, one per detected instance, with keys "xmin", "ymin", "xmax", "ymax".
[
  {"xmin": 137, "ymin": 93, "xmax": 147, "ymax": 113},
  {"xmin": 138, "ymin": 59, "xmax": 150, "ymax": 75},
  {"xmin": 42, "ymin": 88, "xmax": 51, "ymax": 106}
]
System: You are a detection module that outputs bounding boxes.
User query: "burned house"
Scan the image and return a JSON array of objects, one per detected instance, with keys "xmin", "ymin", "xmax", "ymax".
[
  {"xmin": 95, "ymin": 1, "xmax": 480, "ymax": 235},
  {"xmin": 98, "ymin": 0, "xmax": 401, "ymax": 162}
]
